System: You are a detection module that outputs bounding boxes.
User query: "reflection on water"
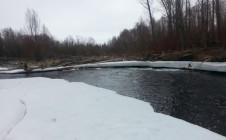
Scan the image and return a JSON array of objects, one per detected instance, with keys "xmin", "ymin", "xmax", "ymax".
[{"xmin": 1, "ymin": 68, "xmax": 226, "ymax": 136}]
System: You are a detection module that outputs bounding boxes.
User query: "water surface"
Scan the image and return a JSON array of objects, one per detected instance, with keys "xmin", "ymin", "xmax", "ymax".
[{"xmin": 1, "ymin": 68, "xmax": 226, "ymax": 136}]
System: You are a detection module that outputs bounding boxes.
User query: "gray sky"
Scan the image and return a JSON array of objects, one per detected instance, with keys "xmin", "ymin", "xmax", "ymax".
[{"xmin": 0, "ymin": 0, "xmax": 162, "ymax": 44}]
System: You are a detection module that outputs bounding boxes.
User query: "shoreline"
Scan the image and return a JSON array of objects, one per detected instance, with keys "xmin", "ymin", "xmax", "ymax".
[{"xmin": 1, "ymin": 60, "xmax": 226, "ymax": 74}]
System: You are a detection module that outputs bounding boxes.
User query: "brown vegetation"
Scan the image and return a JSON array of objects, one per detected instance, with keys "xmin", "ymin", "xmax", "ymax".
[{"xmin": 1, "ymin": 0, "xmax": 226, "ymax": 66}]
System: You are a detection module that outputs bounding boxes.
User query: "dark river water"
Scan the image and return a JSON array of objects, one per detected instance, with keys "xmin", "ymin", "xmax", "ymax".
[{"xmin": 1, "ymin": 68, "xmax": 226, "ymax": 136}]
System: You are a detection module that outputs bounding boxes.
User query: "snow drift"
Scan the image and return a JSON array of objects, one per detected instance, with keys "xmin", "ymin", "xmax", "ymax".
[{"xmin": 0, "ymin": 78, "xmax": 225, "ymax": 140}]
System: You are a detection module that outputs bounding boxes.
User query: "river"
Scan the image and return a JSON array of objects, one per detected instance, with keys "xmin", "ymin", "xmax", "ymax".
[{"xmin": 1, "ymin": 68, "xmax": 226, "ymax": 136}]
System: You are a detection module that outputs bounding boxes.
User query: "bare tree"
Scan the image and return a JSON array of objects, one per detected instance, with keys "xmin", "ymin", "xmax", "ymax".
[
  {"xmin": 200, "ymin": 0, "xmax": 207, "ymax": 47},
  {"xmin": 87, "ymin": 37, "xmax": 96, "ymax": 45},
  {"xmin": 185, "ymin": 0, "xmax": 190, "ymax": 33},
  {"xmin": 140, "ymin": 0, "xmax": 155, "ymax": 41},
  {"xmin": 215, "ymin": 0, "xmax": 221, "ymax": 38},
  {"xmin": 211, "ymin": 0, "xmax": 215, "ymax": 35},
  {"xmin": 0, "ymin": 33, "xmax": 3, "ymax": 56},
  {"xmin": 25, "ymin": 9, "xmax": 40, "ymax": 39},
  {"xmin": 25, "ymin": 9, "xmax": 43, "ymax": 59},
  {"xmin": 42, "ymin": 24, "xmax": 51, "ymax": 36},
  {"xmin": 1, "ymin": 28, "xmax": 17, "ymax": 57},
  {"xmin": 160, "ymin": 0, "xmax": 174, "ymax": 34},
  {"xmin": 175, "ymin": 0, "xmax": 186, "ymax": 49}
]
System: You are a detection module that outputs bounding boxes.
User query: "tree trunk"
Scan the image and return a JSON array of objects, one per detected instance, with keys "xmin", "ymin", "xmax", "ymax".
[
  {"xmin": 211, "ymin": 0, "xmax": 215, "ymax": 45},
  {"xmin": 216, "ymin": 0, "xmax": 221, "ymax": 39},
  {"xmin": 201, "ymin": 0, "xmax": 206, "ymax": 47},
  {"xmin": 0, "ymin": 34, "xmax": 3, "ymax": 57},
  {"xmin": 146, "ymin": 0, "xmax": 155, "ymax": 41},
  {"xmin": 175, "ymin": 0, "xmax": 186, "ymax": 49}
]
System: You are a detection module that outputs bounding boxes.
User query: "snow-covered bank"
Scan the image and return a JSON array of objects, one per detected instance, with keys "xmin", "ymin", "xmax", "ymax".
[
  {"xmin": 74, "ymin": 61, "xmax": 226, "ymax": 72},
  {"xmin": 0, "ymin": 61, "xmax": 226, "ymax": 74},
  {"xmin": 0, "ymin": 78, "xmax": 225, "ymax": 140},
  {"xmin": 0, "ymin": 67, "xmax": 8, "ymax": 71},
  {"xmin": 0, "ymin": 66, "xmax": 70, "ymax": 74}
]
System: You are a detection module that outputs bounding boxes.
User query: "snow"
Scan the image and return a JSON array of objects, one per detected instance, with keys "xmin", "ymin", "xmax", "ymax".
[
  {"xmin": 0, "ymin": 77, "xmax": 225, "ymax": 140},
  {"xmin": 0, "ymin": 67, "xmax": 8, "ymax": 71},
  {"xmin": 0, "ymin": 98, "xmax": 25, "ymax": 140},
  {"xmin": 0, "ymin": 61, "xmax": 226, "ymax": 74},
  {"xmin": 0, "ymin": 66, "xmax": 67, "ymax": 74},
  {"xmin": 74, "ymin": 61, "xmax": 226, "ymax": 72}
]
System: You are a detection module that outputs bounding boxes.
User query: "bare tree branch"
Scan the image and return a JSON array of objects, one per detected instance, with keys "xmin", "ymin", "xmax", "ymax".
[{"xmin": 25, "ymin": 9, "xmax": 40, "ymax": 38}]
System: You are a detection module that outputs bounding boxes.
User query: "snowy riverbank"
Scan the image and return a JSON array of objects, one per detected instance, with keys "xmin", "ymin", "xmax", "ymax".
[
  {"xmin": 0, "ymin": 78, "xmax": 225, "ymax": 140},
  {"xmin": 0, "ymin": 61, "xmax": 226, "ymax": 74},
  {"xmin": 0, "ymin": 66, "xmax": 69, "ymax": 74},
  {"xmin": 74, "ymin": 61, "xmax": 226, "ymax": 72}
]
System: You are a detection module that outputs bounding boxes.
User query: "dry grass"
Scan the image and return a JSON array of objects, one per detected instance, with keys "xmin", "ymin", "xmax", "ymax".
[{"xmin": 1, "ymin": 47, "xmax": 226, "ymax": 69}]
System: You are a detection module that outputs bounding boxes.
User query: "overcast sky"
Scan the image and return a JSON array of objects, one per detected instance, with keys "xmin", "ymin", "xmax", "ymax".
[{"xmin": 0, "ymin": 0, "xmax": 162, "ymax": 44}]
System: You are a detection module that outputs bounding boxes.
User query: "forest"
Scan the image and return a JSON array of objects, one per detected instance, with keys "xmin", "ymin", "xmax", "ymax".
[{"xmin": 0, "ymin": 0, "xmax": 226, "ymax": 60}]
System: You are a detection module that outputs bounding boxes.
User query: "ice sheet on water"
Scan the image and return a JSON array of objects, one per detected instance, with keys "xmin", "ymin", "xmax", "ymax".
[{"xmin": 0, "ymin": 77, "xmax": 225, "ymax": 140}]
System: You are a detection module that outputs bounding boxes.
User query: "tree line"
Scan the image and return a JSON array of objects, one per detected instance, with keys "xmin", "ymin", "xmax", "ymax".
[
  {"xmin": 1, "ymin": 0, "xmax": 226, "ymax": 59},
  {"xmin": 0, "ymin": 9, "xmax": 107, "ymax": 59},
  {"xmin": 109, "ymin": 0, "xmax": 226, "ymax": 53}
]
